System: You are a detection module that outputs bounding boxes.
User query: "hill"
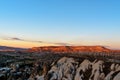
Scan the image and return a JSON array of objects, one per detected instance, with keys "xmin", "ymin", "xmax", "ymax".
[{"xmin": 0, "ymin": 46, "xmax": 27, "ymax": 52}]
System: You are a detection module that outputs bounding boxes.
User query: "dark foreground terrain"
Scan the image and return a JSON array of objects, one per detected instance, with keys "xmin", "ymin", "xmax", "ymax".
[{"xmin": 0, "ymin": 50, "xmax": 120, "ymax": 80}]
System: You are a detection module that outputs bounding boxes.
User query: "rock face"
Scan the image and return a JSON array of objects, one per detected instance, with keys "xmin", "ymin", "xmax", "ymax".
[
  {"xmin": 28, "ymin": 46, "xmax": 111, "ymax": 53},
  {"xmin": 30, "ymin": 57, "xmax": 120, "ymax": 80},
  {"xmin": 0, "ymin": 56, "xmax": 120, "ymax": 80}
]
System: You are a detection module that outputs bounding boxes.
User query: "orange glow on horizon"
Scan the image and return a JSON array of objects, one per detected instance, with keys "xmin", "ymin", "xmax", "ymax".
[{"xmin": 0, "ymin": 39, "xmax": 56, "ymax": 48}]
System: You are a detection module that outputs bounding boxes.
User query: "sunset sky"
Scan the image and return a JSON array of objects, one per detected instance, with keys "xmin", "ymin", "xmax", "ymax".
[{"xmin": 0, "ymin": 0, "xmax": 120, "ymax": 49}]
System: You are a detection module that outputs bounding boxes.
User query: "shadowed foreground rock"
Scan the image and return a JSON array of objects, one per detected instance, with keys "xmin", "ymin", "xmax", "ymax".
[
  {"xmin": 0, "ymin": 56, "xmax": 120, "ymax": 80},
  {"xmin": 28, "ymin": 57, "xmax": 120, "ymax": 80}
]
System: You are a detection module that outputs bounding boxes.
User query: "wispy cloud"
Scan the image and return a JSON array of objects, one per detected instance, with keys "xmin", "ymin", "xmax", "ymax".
[
  {"xmin": 1, "ymin": 37, "xmax": 72, "ymax": 46},
  {"xmin": 3, "ymin": 37, "xmax": 44, "ymax": 43},
  {"xmin": 53, "ymin": 42, "xmax": 71, "ymax": 46},
  {"xmin": 9, "ymin": 37, "xmax": 25, "ymax": 41}
]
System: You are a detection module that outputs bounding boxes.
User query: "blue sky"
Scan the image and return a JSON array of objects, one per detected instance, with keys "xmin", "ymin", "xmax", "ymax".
[{"xmin": 0, "ymin": 0, "xmax": 120, "ymax": 49}]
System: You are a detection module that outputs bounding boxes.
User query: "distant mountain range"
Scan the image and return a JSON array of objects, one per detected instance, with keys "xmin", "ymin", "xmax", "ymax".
[
  {"xmin": 0, "ymin": 46, "xmax": 27, "ymax": 52},
  {"xmin": 0, "ymin": 46, "xmax": 120, "ymax": 53},
  {"xmin": 28, "ymin": 46, "xmax": 120, "ymax": 53}
]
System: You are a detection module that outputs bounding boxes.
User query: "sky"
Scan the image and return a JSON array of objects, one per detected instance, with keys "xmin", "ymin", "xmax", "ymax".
[{"xmin": 0, "ymin": 0, "xmax": 120, "ymax": 49}]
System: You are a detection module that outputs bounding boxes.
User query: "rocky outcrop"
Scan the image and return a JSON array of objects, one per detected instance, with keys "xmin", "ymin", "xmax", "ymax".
[
  {"xmin": 30, "ymin": 57, "xmax": 120, "ymax": 80},
  {"xmin": 0, "ymin": 57, "xmax": 120, "ymax": 80}
]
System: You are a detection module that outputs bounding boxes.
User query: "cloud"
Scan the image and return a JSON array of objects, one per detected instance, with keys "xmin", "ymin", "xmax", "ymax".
[
  {"xmin": 53, "ymin": 42, "xmax": 72, "ymax": 46},
  {"xmin": 10, "ymin": 37, "xmax": 25, "ymax": 41},
  {"xmin": 1, "ymin": 37, "xmax": 72, "ymax": 46},
  {"xmin": 5, "ymin": 37, "xmax": 44, "ymax": 43}
]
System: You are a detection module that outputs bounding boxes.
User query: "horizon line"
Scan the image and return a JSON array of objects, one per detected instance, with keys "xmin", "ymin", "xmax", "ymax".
[{"xmin": 0, "ymin": 45, "xmax": 120, "ymax": 50}]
